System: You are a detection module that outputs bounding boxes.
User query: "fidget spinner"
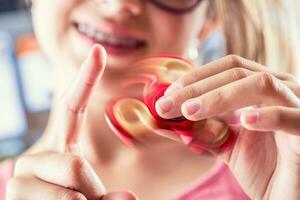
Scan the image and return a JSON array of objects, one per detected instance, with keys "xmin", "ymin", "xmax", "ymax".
[{"xmin": 105, "ymin": 56, "xmax": 234, "ymax": 152}]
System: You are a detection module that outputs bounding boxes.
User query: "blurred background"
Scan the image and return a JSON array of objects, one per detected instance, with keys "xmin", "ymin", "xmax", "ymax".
[
  {"xmin": 0, "ymin": 0, "xmax": 224, "ymax": 160},
  {"xmin": 0, "ymin": 0, "xmax": 53, "ymax": 160}
]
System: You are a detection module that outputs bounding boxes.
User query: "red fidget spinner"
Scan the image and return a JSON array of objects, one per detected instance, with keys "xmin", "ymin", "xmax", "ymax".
[{"xmin": 105, "ymin": 56, "xmax": 235, "ymax": 152}]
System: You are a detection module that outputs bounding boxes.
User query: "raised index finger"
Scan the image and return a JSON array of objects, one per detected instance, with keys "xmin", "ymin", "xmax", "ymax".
[{"xmin": 58, "ymin": 44, "xmax": 106, "ymax": 153}]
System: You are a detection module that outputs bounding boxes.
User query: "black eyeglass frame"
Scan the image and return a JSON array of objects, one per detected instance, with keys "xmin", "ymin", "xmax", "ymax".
[{"xmin": 150, "ymin": 0, "xmax": 204, "ymax": 14}]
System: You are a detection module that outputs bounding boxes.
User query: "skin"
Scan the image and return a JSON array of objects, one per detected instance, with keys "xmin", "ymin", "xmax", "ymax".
[
  {"xmin": 5, "ymin": 0, "xmax": 300, "ymax": 200},
  {"xmin": 7, "ymin": 1, "xmax": 215, "ymax": 200},
  {"xmin": 156, "ymin": 55, "xmax": 300, "ymax": 199}
]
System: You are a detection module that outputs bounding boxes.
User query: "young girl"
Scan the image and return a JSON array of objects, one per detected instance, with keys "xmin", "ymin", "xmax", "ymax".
[{"xmin": 2, "ymin": 0, "xmax": 300, "ymax": 199}]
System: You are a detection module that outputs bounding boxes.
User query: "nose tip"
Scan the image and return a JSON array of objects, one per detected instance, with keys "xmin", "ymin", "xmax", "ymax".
[
  {"xmin": 96, "ymin": 0, "xmax": 142, "ymax": 17},
  {"xmin": 128, "ymin": 3, "xmax": 142, "ymax": 16},
  {"xmin": 118, "ymin": 0, "xmax": 143, "ymax": 17}
]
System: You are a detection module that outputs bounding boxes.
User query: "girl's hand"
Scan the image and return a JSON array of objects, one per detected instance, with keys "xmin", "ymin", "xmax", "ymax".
[
  {"xmin": 156, "ymin": 55, "xmax": 300, "ymax": 200},
  {"xmin": 6, "ymin": 45, "xmax": 137, "ymax": 200}
]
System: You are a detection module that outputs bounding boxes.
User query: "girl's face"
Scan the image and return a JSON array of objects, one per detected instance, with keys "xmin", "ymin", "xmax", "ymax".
[{"xmin": 32, "ymin": 0, "xmax": 208, "ymax": 70}]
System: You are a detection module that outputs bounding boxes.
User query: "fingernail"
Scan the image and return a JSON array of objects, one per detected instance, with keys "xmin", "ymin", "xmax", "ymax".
[
  {"xmin": 228, "ymin": 114, "xmax": 241, "ymax": 125},
  {"xmin": 182, "ymin": 100, "xmax": 201, "ymax": 116},
  {"xmin": 243, "ymin": 111, "xmax": 259, "ymax": 124},
  {"xmin": 164, "ymin": 83, "xmax": 182, "ymax": 96},
  {"xmin": 156, "ymin": 96, "xmax": 174, "ymax": 114}
]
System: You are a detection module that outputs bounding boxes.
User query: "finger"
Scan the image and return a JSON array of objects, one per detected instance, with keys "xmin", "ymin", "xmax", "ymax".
[
  {"xmin": 14, "ymin": 153, "xmax": 106, "ymax": 200},
  {"xmin": 284, "ymin": 81, "xmax": 300, "ymax": 97},
  {"xmin": 58, "ymin": 44, "xmax": 106, "ymax": 152},
  {"xmin": 241, "ymin": 107, "xmax": 300, "ymax": 136},
  {"xmin": 164, "ymin": 55, "xmax": 296, "ymax": 96},
  {"xmin": 101, "ymin": 191, "xmax": 138, "ymax": 200},
  {"xmin": 155, "ymin": 68, "xmax": 254, "ymax": 119},
  {"xmin": 181, "ymin": 72, "xmax": 300, "ymax": 121},
  {"xmin": 6, "ymin": 176, "xmax": 87, "ymax": 200}
]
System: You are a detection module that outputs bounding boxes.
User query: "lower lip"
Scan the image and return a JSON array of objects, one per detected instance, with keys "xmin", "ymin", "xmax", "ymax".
[{"xmin": 74, "ymin": 26, "xmax": 147, "ymax": 56}]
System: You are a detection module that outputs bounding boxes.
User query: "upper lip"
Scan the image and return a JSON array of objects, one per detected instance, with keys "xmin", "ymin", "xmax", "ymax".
[{"xmin": 74, "ymin": 19, "xmax": 146, "ymax": 42}]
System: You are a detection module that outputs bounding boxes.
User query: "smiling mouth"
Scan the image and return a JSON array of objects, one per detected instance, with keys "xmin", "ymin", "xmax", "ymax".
[{"xmin": 73, "ymin": 22, "xmax": 147, "ymax": 54}]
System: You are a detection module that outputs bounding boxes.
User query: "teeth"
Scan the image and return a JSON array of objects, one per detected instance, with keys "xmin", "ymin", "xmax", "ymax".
[
  {"xmin": 102, "ymin": 34, "xmax": 110, "ymax": 42},
  {"xmin": 106, "ymin": 36, "xmax": 119, "ymax": 45},
  {"xmin": 86, "ymin": 26, "xmax": 96, "ymax": 38},
  {"xmin": 95, "ymin": 32, "xmax": 105, "ymax": 41},
  {"xmin": 78, "ymin": 23, "xmax": 87, "ymax": 33},
  {"xmin": 76, "ymin": 23, "xmax": 144, "ymax": 47}
]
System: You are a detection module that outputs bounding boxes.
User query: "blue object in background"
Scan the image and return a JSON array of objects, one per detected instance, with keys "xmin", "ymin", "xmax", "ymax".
[
  {"xmin": 200, "ymin": 28, "xmax": 225, "ymax": 64},
  {"xmin": 0, "ymin": 0, "xmax": 15, "ymax": 12},
  {"xmin": 18, "ymin": 47, "xmax": 53, "ymax": 113},
  {"xmin": 0, "ymin": 7, "xmax": 53, "ymax": 158},
  {"xmin": 0, "ymin": 32, "xmax": 27, "ymax": 158}
]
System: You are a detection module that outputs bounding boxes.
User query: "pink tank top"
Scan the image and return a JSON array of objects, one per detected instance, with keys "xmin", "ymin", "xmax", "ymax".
[
  {"xmin": 0, "ymin": 160, "xmax": 249, "ymax": 199},
  {"xmin": 0, "ymin": 160, "xmax": 14, "ymax": 199}
]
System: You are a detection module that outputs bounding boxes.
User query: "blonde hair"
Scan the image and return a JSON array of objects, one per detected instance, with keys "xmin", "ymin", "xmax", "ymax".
[{"xmin": 213, "ymin": 0, "xmax": 300, "ymax": 78}]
